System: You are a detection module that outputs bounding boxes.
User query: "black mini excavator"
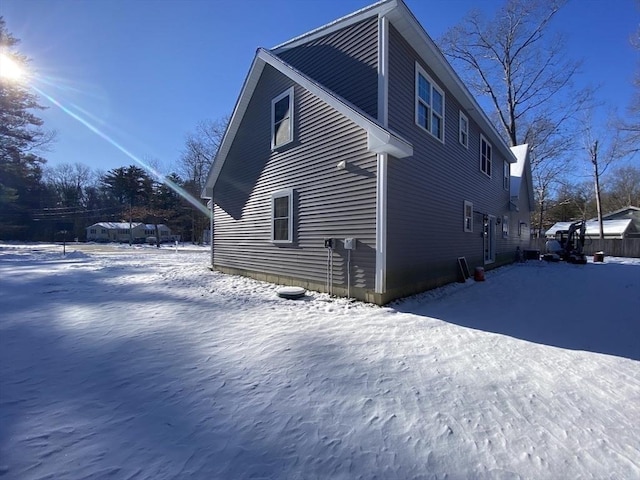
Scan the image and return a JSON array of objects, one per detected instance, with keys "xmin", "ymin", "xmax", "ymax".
[{"xmin": 544, "ymin": 220, "xmax": 588, "ymax": 264}]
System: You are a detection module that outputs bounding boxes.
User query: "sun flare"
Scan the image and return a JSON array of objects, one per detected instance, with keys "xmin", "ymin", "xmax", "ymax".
[{"xmin": 0, "ymin": 52, "xmax": 24, "ymax": 81}]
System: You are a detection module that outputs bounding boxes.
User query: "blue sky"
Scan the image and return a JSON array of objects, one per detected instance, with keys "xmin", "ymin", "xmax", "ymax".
[{"xmin": 2, "ymin": 0, "xmax": 638, "ymax": 176}]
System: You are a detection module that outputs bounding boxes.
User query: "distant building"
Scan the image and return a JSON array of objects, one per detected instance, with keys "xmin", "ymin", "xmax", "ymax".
[
  {"xmin": 545, "ymin": 220, "xmax": 633, "ymax": 239},
  {"xmin": 545, "ymin": 206, "xmax": 640, "ymax": 240},
  {"xmin": 599, "ymin": 206, "xmax": 640, "ymax": 238},
  {"xmin": 86, "ymin": 222, "xmax": 172, "ymax": 243}
]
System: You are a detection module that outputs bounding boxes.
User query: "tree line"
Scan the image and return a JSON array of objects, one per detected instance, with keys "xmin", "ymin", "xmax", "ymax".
[
  {"xmin": 1, "ymin": 120, "xmax": 225, "ymax": 242},
  {"xmin": 1, "ymin": 16, "xmax": 227, "ymax": 242},
  {"xmin": 2, "ymin": 0, "xmax": 639, "ymax": 243}
]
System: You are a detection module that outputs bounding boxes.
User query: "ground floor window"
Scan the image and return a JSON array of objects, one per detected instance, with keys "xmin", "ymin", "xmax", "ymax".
[
  {"xmin": 464, "ymin": 201, "xmax": 473, "ymax": 232},
  {"xmin": 271, "ymin": 189, "xmax": 294, "ymax": 243}
]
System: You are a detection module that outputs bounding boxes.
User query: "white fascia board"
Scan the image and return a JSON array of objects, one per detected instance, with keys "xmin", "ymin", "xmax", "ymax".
[
  {"xmin": 203, "ymin": 37, "xmax": 414, "ymax": 198},
  {"xmin": 258, "ymin": 49, "xmax": 412, "ymax": 157},
  {"xmin": 272, "ymin": 0, "xmax": 397, "ymax": 53},
  {"xmin": 201, "ymin": 54, "xmax": 266, "ymax": 199},
  {"xmin": 367, "ymin": 128, "xmax": 412, "ymax": 157},
  {"xmin": 386, "ymin": 2, "xmax": 515, "ymax": 164}
]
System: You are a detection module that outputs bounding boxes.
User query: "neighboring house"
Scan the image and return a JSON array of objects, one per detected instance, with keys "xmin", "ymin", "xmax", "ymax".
[
  {"xmin": 86, "ymin": 222, "xmax": 172, "ymax": 243},
  {"xmin": 600, "ymin": 206, "xmax": 640, "ymax": 238},
  {"xmin": 201, "ymin": 0, "xmax": 534, "ymax": 304},
  {"xmin": 545, "ymin": 207, "xmax": 640, "ymax": 240},
  {"xmin": 545, "ymin": 220, "xmax": 633, "ymax": 240}
]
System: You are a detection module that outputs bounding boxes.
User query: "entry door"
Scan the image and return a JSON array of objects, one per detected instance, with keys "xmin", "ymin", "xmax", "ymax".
[{"xmin": 484, "ymin": 215, "xmax": 496, "ymax": 264}]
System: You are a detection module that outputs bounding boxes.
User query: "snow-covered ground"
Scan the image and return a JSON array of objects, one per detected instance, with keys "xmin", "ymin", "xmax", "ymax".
[{"xmin": 1, "ymin": 242, "xmax": 639, "ymax": 479}]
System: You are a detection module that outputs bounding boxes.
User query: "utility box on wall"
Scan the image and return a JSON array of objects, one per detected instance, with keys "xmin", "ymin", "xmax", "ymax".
[{"xmin": 343, "ymin": 238, "xmax": 356, "ymax": 250}]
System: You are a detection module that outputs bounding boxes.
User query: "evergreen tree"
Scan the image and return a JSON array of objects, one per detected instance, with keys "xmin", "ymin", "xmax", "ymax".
[
  {"xmin": 101, "ymin": 165, "xmax": 153, "ymax": 212},
  {"xmin": 0, "ymin": 17, "xmax": 54, "ymax": 239}
]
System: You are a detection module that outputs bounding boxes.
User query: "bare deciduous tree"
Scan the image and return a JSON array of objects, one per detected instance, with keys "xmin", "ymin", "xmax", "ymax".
[
  {"xmin": 618, "ymin": 14, "xmax": 640, "ymax": 156},
  {"xmin": 176, "ymin": 116, "xmax": 229, "ymax": 242},
  {"xmin": 582, "ymin": 119, "xmax": 624, "ymax": 239},
  {"xmin": 603, "ymin": 165, "xmax": 640, "ymax": 210},
  {"xmin": 44, "ymin": 162, "xmax": 93, "ymax": 207},
  {"xmin": 439, "ymin": 0, "xmax": 593, "ymax": 234},
  {"xmin": 177, "ymin": 117, "xmax": 228, "ymax": 193}
]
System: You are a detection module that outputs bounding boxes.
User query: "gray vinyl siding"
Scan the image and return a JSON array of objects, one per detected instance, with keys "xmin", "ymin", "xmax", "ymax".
[
  {"xmin": 213, "ymin": 64, "xmax": 378, "ymax": 295},
  {"xmin": 385, "ymin": 24, "xmax": 515, "ymax": 294},
  {"xmin": 507, "ymin": 170, "xmax": 534, "ymax": 249},
  {"xmin": 275, "ymin": 17, "xmax": 378, "ymax": 118}
]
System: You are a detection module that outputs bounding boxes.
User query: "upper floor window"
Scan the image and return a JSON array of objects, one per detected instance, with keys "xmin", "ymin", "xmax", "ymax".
[
  {"xmin": 271, "ymin": 87, "xmax": 294, "ymax": 149},
  {"xmin": 480, "ymin": 135, "xmax": 492, "ymax": 177},
  {"xmin": 271, "ymin": 189, "xmax": 294, "ymax": 244},
  {"xmin": 503, "ymin": 160, "xmax": 510, "ymax": 190},
  {"xmin": 459, "ymin": 111, "xmax": 469, "ymax": 148},
  {"xmin": 415, "ymin": 64, "xmax": 444, "ymax": 142}
]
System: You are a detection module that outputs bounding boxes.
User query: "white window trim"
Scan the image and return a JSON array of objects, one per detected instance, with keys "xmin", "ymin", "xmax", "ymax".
[
  {"xmin": 480, "ymin": 134, "xmax": 492, "ymax": 178},
  {"xmin": 271, "ymin": 188, "xmax": 294, "ymax": 244},
  {"xmin": 415, "ymin": 63, "xmax": 445, "ymax": 143},
  {"xmin": 464, "ymin": 200, "xmax": 473, "ymax": 233},
  {"xmin": 271, "ymin": 87, "xmax": 294, "ymax": 150},
  {"xmin": 459, "ymin": 111, "xmax": 469, "ymax": 148},
  {"xmin": 503, "ymin": 160, "xmax": 510, "ymax": 190},
  {"xmin": 502, "ymin": 215, "xmax": 509, "ymax": 238}
]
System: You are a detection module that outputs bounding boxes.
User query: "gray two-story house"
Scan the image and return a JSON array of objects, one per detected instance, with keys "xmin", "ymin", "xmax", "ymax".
[{"xmin": 202, "ymin": 0, "xmax": 534, "ymax": 304}]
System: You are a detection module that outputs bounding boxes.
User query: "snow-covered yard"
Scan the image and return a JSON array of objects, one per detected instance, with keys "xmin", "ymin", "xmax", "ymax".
[{"xmin": 1, "ymin": 243, "xmax": 639, "ymax": 479}]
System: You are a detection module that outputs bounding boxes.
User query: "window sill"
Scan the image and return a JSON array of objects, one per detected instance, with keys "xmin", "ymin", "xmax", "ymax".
[{"xmin": 415, "ymin": 123, "xmax": 445, "ymax": 144}]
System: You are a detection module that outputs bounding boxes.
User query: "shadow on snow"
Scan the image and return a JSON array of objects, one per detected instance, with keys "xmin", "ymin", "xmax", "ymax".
[{"xmin": 394, "ymin": 261, "xmax": 640, "ymax": 362}]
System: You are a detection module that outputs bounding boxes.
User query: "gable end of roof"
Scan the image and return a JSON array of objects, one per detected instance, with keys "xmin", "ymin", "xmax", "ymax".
[{"xmin": 202, "ymin": 47, "xmax": 413, "ymax": 198}]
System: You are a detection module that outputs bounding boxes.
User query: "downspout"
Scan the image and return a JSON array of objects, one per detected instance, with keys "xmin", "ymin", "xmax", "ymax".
[{"xmin": 375, "ymin": 14, "xmax": 389, "ymax": 295}]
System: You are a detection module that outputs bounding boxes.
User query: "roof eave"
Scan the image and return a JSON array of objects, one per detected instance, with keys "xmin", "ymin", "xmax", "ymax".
[
  {"xmin": 368, "ymin": 129, "xmax": 413, "ymax": 157},
  {"xmin": 385, "ymin": 1, "xmax": 516, "ymax": 164},
  {"xmin": 202, "ymin": 47, "xmax": 414, "ymax": 197},
  {"xmin": 272, "ymin": 0, "xmax": 396, "ymax": 53},
  {"xmin": 201, "ymin": 54, "xmax": 266, "ymax": 199}
]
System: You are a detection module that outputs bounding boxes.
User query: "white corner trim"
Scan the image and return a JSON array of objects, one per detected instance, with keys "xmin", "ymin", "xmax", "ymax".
[
  {"xmin": 378, "ymin": 14, "xmax": 389, "ymax": 127},
  {"xmin": 375, "ymin": 152, "xmax": 388, "ymax": 294}
]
